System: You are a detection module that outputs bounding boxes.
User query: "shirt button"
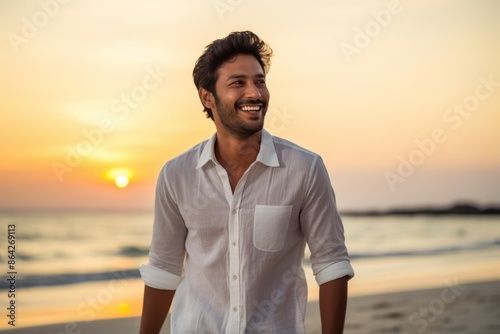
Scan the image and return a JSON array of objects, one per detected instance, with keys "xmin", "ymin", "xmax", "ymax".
[
  {"xmin": 233, "ymin": 307, "xmax": 238, "ymax": 312},
  {"xmin": 232, "ymin": 209, "xmax": 237, "ymax": 215},
  {"xmin": 232, "ymin": 241, "xmax": 237, "ymax": 246},
  {"xmin": 233, "ymin": 275, "xmax": 237, "ymax": 280}
]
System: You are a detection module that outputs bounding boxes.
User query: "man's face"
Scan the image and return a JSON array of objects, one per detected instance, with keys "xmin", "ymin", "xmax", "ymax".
[{"xmin": 212, "ymin": 54, "xmax": 270, "ymax": 139}]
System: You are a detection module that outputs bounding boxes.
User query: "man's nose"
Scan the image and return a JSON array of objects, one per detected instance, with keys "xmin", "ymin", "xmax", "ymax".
[{"xmin": 245, "ymin": 82, "xmax": 262, "ymax": 99}]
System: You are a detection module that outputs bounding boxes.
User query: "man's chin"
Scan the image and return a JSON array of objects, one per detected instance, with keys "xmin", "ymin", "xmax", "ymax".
[
  {"xmin": 245, "ymin": 121, "xmax": 264, "ymax": 132},
  {"xmin": 233, "ymin": 124, "xmax": 264, "ymax": 139}
]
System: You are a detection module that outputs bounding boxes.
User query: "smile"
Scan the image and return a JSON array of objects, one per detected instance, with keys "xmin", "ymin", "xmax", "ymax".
[{"xmin": 238, "ymin": 105, "xmax": 262, "ymax": 112}]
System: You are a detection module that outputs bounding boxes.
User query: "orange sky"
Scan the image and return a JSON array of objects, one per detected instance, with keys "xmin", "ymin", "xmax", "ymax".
[{"xmin": 1, "ymin": 0, "xmax": 499, "ymax": 211}]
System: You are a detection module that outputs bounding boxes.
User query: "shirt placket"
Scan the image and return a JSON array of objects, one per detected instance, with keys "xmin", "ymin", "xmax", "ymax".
[
  {"xmin": 214, "ymin": 164, "xmax": 243, "ymax": 334},
  {"xmin": 227, "ymin": 192, "xmax": 242, "ymax": 333}
]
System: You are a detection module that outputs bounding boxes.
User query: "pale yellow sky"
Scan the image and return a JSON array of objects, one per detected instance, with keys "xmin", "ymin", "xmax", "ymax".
[{"xmin": 1, "ymin": 0, "xmax": 499, "ymax": 211}]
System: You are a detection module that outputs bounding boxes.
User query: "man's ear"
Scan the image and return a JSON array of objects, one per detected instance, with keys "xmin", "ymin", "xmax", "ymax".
[{"xmin": 199, "ymin": 88, "xmax": 215, "ymax": 109}]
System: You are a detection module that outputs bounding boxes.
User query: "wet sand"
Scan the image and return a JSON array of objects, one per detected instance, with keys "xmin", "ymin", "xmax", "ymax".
[{"xmin": 6, "ymin": 279, "xmax": 500, "ymax": 334}]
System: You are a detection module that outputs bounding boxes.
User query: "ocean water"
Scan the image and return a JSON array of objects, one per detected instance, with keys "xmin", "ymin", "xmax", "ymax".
[{"xmin": 0, "ymin": 212, "xmax": 499, "ymax": 290}]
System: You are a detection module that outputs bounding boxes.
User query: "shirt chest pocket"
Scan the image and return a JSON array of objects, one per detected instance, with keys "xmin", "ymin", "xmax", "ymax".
[{"xmin": 253, "ymin": 205, "xmax": 293, "ymax": 252}]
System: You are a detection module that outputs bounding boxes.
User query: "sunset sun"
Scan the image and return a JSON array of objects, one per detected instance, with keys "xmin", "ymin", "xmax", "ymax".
[
  {"xmin": 114, "ymin": 175, "xmax": 129, "ymax": 188},
  {"xmin": 106, "ymin": 169, "xmax": 132, "ymax": 188}
]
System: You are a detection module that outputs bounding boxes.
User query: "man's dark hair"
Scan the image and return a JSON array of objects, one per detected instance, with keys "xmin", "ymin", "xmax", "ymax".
[{"xmin": 193, "ymin": 31, "xmax": 273, "ymax": 120}]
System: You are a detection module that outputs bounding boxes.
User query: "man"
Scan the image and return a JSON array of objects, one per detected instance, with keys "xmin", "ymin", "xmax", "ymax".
[{"xmin": 139, "ymin": 31, "xmax": 354, "ymax": 334}]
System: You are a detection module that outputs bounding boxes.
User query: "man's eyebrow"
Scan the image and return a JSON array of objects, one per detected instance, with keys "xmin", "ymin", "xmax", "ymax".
[{"xmin": 226, "ymin": 73, "xmax": 266, "ymax": 81}]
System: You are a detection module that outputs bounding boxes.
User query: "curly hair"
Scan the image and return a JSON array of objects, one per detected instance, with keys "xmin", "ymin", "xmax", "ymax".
[{"xmin": 193, "ymin": 31, "xmax": 273, "ymax": 120}]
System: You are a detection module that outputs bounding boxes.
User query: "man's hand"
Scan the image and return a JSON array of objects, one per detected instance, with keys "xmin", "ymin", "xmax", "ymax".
[{"xmin": 319, "ymin": 275, "xmax": 349, "ymax": 334}]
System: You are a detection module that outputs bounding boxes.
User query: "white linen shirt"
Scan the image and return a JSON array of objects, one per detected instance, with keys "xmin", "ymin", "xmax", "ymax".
[{"xmin": 140, "ymin": 129, "xmax": 354, "ymax": 334}]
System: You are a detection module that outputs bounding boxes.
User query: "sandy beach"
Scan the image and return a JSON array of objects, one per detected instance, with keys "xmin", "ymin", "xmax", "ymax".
[
  {"xmin": 2, "ymin": 213, "xmax": 499, "ymax": 333},
  {"xmin": 6, "ymin": 279, "xmax": 499, "ymax": 334}
]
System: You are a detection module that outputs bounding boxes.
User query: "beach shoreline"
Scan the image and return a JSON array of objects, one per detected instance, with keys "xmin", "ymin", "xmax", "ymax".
[
  {"xmin": 2, "ymin": 213, "xmax": 499, "ymax": 333},
  {"xmin": 4, "ymin": 279, "xmax": 499, "ymax": 334}
]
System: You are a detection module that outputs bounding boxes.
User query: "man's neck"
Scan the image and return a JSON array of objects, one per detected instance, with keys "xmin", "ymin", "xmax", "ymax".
[{"xmin": 214, "ymin": 130, "xmax": 262, "ymax": 177}]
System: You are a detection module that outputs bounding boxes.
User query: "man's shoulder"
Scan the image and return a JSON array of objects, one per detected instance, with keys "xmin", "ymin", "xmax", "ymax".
[
  {"xmin": 270, "ymin": 134, "xmax": 321, "ymax": 162},
  {"xmin": 162, "ymin": 139, "xmax": 208, "ymax": 171}
]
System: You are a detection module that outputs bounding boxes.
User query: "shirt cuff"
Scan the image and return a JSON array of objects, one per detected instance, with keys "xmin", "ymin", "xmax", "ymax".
[
  {"xmin": 139, "ymin": 262, "xmax": 183, "ymax": 290},
  {"xmin": 315, "ymin": 260, "xmax": 355, "ymax": 285}
]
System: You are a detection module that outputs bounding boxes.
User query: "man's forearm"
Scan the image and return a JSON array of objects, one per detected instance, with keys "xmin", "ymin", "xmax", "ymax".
[
  {"xmin": 319, "ymin": 276, "xmax": 349, "ymax": 334},
  {"xmin": 139, "ymin": 285, "xmax": 175, "ymax": 334}
]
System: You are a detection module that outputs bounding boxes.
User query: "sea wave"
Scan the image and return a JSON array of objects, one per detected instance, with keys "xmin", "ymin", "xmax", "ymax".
[
  {"xmin": 0, "ymin": 269, "xmax": 141, "ymax": 289},
  {"xmin": 2, "ymin": 239, "xmax": 498, "ymax": 290},
  {"xmin": 304, "ymin": 239, "xmax": 500, "ymax": 264},
  {"xmin": 117, "ymin": 245, "xmax": 149, "ymax": 257}
]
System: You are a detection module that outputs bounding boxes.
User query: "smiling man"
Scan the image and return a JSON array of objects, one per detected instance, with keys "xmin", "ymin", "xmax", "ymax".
[{"xmin": 139, "ymin": 31, "xmax": 354, "ymax": 334}]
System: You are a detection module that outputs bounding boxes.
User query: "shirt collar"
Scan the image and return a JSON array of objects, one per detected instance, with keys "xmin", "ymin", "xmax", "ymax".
[{"xmin": 196, "ymin": 129, "xmax": 280, "ymax": 169}]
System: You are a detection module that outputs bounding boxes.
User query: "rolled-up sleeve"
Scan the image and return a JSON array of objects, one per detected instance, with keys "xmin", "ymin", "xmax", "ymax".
[
  {"xmin": 139, "ymin": 262, "xmax": 183, "ymax": 290},
  {"xmin": 140, "ymin": 164, "xmax": 187, "ymax": 290},
  {"xmin": 300, "ymin": 156, "xmax": 354, "ymax": 285}
]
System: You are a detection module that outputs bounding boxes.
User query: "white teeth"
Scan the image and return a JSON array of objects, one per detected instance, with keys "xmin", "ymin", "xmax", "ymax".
[{"xmin": 240, "ymin": 106, "xmax": 261, "ymax": 111}]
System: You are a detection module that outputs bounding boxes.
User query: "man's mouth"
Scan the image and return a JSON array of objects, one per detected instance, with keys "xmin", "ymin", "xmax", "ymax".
[
  {"xmin": 239, "ymin": 105, "xmax": 262, "ymax": 112},
  {"xmin": 237, "ymin": 100, "xmax": 266, "ymax": 114}
]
